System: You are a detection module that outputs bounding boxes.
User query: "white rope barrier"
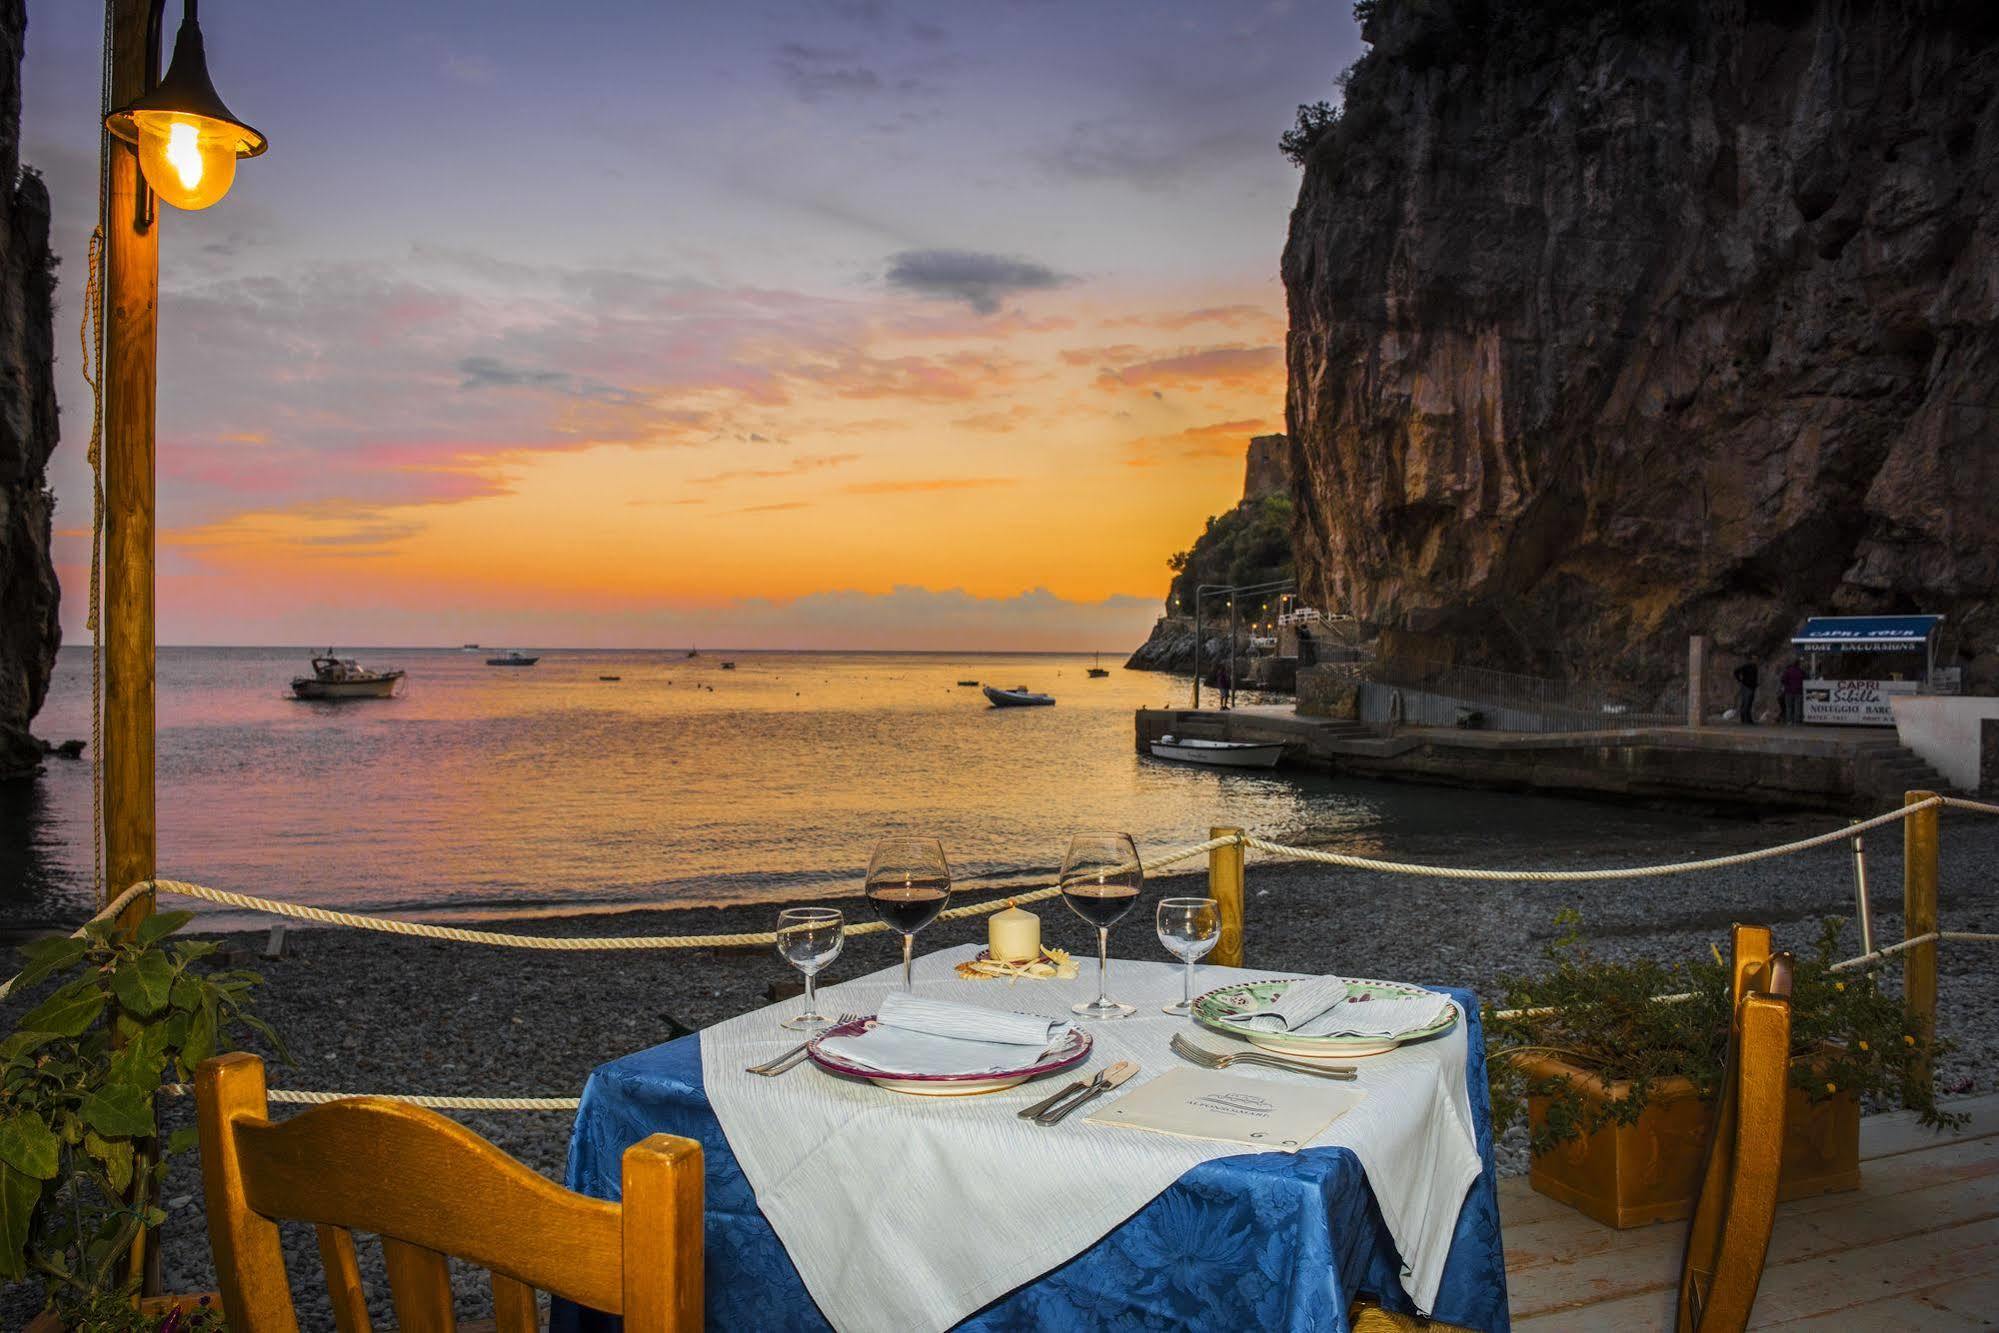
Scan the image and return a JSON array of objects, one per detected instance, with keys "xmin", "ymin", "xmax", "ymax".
[
  {"xmin": 1240, "ymin": 798, "xmax": 1940, "ymax": 881},
  {"xmin": 158, "ymin": 1083, "xmax": 579, "ymax": 1112}
]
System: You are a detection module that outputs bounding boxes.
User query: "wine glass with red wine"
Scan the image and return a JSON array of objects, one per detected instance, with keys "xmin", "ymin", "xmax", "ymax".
[
  {"xmin": 866, "ymin": 837, "xmax": 953, "ymax": 991},
  {"xmin": 1060, "ymin": 832, "xmax": 1142, "ymax": 1019}
]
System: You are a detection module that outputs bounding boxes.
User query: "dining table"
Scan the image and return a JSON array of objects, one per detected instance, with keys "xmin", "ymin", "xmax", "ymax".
[{"xmin": 551, "ymin": 944, "xmax": 1510, "ymax": 1332}]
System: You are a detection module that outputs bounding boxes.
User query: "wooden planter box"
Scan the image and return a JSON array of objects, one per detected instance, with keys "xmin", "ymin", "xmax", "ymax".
[{"xmin": 1518, "ymin": 1052, "xmax": 1860, "ymax": 1229}]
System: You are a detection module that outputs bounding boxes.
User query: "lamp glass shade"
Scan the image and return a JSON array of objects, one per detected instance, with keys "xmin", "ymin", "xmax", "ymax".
[{"xmin": 128, "ymin": 109, "xmax": 240, "ymax": 210}]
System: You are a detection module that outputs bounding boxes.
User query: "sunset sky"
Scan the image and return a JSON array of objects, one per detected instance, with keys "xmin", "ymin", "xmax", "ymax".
[{"xmin": 24, "ymin": 1, "xmax": 1359, "ymax": 649}]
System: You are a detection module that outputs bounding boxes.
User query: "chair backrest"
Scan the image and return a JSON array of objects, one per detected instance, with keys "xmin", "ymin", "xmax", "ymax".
[
  {"xmin": 1677, "ymin": 923, "xmax": 1794, "ymax": 1332},
  {"xmin": 196, "ymin": 1052, "xmax": 703, "ymax": 1332}
]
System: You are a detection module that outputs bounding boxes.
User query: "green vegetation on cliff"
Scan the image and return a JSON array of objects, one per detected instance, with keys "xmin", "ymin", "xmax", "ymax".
[{"xmin": 1164, "ymin": 494, "xmax": 1294, "ymax": 613}]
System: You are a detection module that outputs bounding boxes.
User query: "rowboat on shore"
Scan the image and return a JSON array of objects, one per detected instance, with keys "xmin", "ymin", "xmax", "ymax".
[
  {"xmin": 485, "ymin": 650, "xmax": 539, "ymax": 667},
  {"xmin": 983, "ymin": 684, "xmax": 1055, "ymax": 708},
  {"xmin": 291, "ymin": 652, "xmax": 405, "ymax": 701},
  {"xmin": 1147, "ymin": 734, "xmax": 1284, "ymax": 768}
]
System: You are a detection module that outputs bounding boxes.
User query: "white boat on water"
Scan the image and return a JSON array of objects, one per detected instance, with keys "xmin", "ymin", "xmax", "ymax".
[
  {"xmin": 485, "ymin": 650, "xmax": 539, "ymax": 667},
  {"xmin": 983, "ymin": 684, "xmax": 1054, "ymax": 708},
  {"xmin": 291, "ymin": 652, "xmax": 405, "ymax": 700},
  {"xmin": 1148, "ymin": 734, "xmax": 1284, "ymax": 768}
]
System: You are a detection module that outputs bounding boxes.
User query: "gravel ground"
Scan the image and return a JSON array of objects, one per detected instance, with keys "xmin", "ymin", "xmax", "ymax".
[{"xmin": 5, "ymin": 810, "xmax": 1995, "ymax": 1328}]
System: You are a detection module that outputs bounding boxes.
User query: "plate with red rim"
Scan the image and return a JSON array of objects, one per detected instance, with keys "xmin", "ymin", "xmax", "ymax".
[{"xmin": 805, "ymin": 1017, "xmax": 1092, "ymax": 1096}]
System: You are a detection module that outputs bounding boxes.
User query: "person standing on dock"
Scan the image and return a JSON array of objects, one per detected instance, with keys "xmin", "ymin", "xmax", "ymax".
[
  {"xmin": 1780, "ymin": 659, "xmax": 1806, "ymax": 725},
  {"xmin": 1217, "ymin": 660, "xmax": 1234, "ymax": 711},
  {"xmin": 1733, "ymin": 658, "xmax": 1761, "ymax": 725}
]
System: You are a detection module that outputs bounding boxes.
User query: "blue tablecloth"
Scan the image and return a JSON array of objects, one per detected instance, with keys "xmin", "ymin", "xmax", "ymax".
[{"xmin": 552, "ymin": 985, "xmax": 1508, "ymax": 1332}]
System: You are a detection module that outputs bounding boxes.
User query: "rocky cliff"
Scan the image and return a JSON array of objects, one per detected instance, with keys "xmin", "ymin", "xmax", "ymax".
[
  {"xmin": 1283, "ymin": 0, "xmax": 1999, "ymax": 696},
  {"xmin": 0, "ymin": 0, "xmax": 59, "ymax": 777}
]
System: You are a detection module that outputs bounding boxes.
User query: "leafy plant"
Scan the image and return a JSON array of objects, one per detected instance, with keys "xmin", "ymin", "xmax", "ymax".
[
  {"xmin": 0, "ymin": 910, "xmax": 284, "ymax": 1325},
  {"xmin": 1165, "ymin": 494, "xmax": 1296, "ymax": 613},
  {"xmin": 1486, "ymin": 912, "xmax": 1963, "ymax": 1155}
]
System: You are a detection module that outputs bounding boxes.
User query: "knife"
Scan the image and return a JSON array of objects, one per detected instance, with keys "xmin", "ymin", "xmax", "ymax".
[
  {"xmin": 1037, "ymin": 1061, "xmax": 1137, "ymax": 1125},
  {"xmin": 1018, "ymin": 1071, "xmax": 1097, "ymax": 1120}
]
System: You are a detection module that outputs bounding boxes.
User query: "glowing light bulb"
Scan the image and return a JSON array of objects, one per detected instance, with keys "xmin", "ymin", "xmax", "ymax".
[{"xmin": 133, "ymin": 111, "xmax": 239, "ymax": 210}]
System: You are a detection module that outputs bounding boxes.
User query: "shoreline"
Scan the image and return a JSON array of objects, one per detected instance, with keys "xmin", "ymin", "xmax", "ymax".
[{"xmin": 6, "ymin": 824, "xmax": 1995, "ymax": 1325}]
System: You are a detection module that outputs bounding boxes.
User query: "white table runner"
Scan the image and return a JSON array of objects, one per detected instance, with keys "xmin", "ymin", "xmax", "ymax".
[{"xmin": 701, "ymin": 944, "xmax": 1483, "ymax": 1332}]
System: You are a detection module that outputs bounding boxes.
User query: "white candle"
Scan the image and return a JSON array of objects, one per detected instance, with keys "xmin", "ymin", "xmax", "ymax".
[{"xmin": 988, "ymin": 900, "xmax": 1041, "ymax": 962}]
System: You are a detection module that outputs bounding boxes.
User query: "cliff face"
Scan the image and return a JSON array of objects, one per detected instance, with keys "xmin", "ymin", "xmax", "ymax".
[
  {"xmin": 0, "ymin": 0, "xmax": 60, "ymax": 776},
  {"xmin": 1283, "ymin": 0, "xmax": 1999, "ymax": 694}
]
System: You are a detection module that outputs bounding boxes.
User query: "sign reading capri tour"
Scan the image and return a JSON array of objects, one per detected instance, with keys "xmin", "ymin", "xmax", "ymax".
[{"xmin": 1802, "ymin": 678, "xmax": 1918, "ymax": 726}]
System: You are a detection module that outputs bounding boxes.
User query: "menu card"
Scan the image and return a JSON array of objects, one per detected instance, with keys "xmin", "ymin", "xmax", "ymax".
[{"xmin": 1084, "ymin": 1066, "xmax": 1365, "ymax": 1152}]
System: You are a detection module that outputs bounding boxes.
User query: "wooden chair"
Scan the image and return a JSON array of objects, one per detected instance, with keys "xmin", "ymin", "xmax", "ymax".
[
  {"xmin": 196, "ymin": 1052, "xmax": 703, "ymax": 1332},
  {"xmin": 1676, "ymin": 924, "xmax": 1794, "ymax": 1332}
]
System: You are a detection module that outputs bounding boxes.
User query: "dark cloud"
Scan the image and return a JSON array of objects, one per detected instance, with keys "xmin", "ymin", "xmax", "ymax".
[
  {"xmin": 774, "ymin": 43, "xmax": 884, "ymax": 102},
  {"xmin": 455, "ymin": 355, "xmax": 642, "ymax": 406},
  {"xmin": 883, "ymin": 249, "xmax": 1072, "ymax": 315}
]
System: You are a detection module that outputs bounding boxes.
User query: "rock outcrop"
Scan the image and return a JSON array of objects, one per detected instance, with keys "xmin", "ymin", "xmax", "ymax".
[
  {"xmin": 1283, "ymin": 0, "xmax": 1999, "ymax": 697},
  {"xmin": 1242, "ymin": 433, "xmax": 1292, "ymax": 503},
  {"xmin": 0, "ymin": 0, "xmax": 60, "ymax": 777}
]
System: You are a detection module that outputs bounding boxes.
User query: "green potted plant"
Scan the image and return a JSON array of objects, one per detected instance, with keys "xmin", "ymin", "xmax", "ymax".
[
  {"xmin": 0, "ymin": 909, "xmax": 284, "ymax": 1330},
  {"xmin": 1485, "ymin": 912, "xmax": 1961, "ymax": 1229}
]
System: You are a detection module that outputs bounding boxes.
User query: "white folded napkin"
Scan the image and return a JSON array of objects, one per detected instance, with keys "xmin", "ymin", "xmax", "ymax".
[
  {"xmin": 817, "ymin": 994, "xmax": 1072, "ymax": 1076},
  {"xmin": 875, "ymin": 992, "xmax": 1069, "ymax": 1046},
  {"xmin": 1216, "ymin": 975, "xmax": 1351, "ymax": 1032}
]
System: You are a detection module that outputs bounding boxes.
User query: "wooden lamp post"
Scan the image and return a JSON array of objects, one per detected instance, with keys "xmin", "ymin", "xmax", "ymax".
[
  {"xmin": 99, "ymin": 0, "xmax": 265, "ymax": 932},
  {"xmin": 96, "ymin": 0, "xmax": 265, "ymax": 1295}
]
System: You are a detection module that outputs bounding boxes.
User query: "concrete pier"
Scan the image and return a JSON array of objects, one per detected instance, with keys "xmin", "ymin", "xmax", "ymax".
[{"xmin": 1136, "ymin": 705, "xmax": 1956, "ymax": 811}]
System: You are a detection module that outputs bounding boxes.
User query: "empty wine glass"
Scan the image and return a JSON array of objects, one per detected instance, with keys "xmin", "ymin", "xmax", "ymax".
[
  {"xmin": 775, "ymin": 907, "xmax": 845, "ymax": 1030},
  {"xmin": 866, "ymin": 837, "xmax": 952, "ymax": 991},
  {"xmin": 1060, "ymin": 832, "xmax": 1142, "ymax": 1020},
  {"xmin": 1156, "ymin": 897, "xmax": 1220, "ymax": 1015}
]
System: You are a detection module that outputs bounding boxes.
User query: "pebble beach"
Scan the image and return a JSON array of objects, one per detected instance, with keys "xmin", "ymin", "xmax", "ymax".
[{"xmin": 5, "ymin": 808, "xmax": 1996, "ymax": 1327}]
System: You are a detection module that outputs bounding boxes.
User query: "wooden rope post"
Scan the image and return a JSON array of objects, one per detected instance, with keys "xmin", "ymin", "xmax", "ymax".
[
  {"xmin": 1209, "ymin": 827, "xmax": 1244, "ymax": 968},
  {"xmin": 1903, "ymin": 790, "xmax": 1940, "ymax": 1091}
]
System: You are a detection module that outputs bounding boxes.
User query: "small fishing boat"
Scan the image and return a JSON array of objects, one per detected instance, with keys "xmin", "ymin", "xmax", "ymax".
[
  {"xmin": 686, "ymin": 646, "xmax": 700, "ymax": 658},
  {"xmin": 485, "ymin": 650, "xmax": 539, "ymax": 667},
  {"xmin": 720, "ymin": 661, "xmax": 736, "ymax": 670},
  {"xmin": 291, "ymin": 651, "xmax": 404, "ymax": 701},
  {"xmin": 956, "ymin": 679, "xmax": 980, "ymax": 687},
  {"xmin": 460, "ymin": 643, "xmax": 480, "ymax": 651},
  {"xmin": 1086, "ymin": 651, "xmax": 1110, "ymax": 678},
  {"xmin": 598, "ymin": 675, "xmax": 622, "ymax": 681},
  {"xmin": 983, "ymin": 684, "xmax": 1055, "ymax": 708},
  {"xmin": 1148, "ymin": 734, "xmax": 1284, "ymax": 769}
]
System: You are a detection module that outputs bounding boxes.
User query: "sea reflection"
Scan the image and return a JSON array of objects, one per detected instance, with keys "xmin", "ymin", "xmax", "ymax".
[{"xmin": 6, "ymin": 646, "xmax": 1726, "ymax": 926}]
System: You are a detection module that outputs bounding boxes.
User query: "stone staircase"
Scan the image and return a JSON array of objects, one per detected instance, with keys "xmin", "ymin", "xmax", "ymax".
[{"xmin": 1848, "ymin": 735, "xmax": 1960, "ymax": 806}]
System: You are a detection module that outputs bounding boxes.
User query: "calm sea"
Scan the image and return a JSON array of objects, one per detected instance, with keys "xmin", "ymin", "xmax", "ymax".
[{"xmin": 4, "ymin": 646, "xmax": 1720, "ymax": 927}]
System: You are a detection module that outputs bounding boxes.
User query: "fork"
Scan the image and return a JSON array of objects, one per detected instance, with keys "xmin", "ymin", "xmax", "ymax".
[
  {"xmin": 746, "ymin": 1012, "xmax": 865, "ymax": 1076},
  {"xmin": 1170, "ymin": 1033, "xmax": 1357, "ymax": 1080}
]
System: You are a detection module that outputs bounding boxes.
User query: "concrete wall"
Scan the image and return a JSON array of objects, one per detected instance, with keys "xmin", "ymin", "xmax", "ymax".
[
  {"xmin": 1357, "ymin": 681, "xmax": 1553, "ymax": 732},
  {"xmin": 1891, "ymin": 696, "xmax": 1999, "ymax": 791}
]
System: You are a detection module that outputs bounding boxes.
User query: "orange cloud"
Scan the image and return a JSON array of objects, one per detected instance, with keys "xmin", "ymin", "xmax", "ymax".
[
  {"xmin": 1103, "ymin": 305, "xmax": 1280, "ymax": 333},
  {"xmin": 1125, "ymin": 418, "xmax": 1271, "ymax": 466},
  {"xmin": 842, "ymin": 477, "xmax": 1018, "ymax": 495},
  {"xmin": 1094, "ymin": 344, "xmax": 1282, "ymax": 393},
  {"xmin": 692, "ymin": 452, "xmax": 861, "ymax": 485},
  {"xmin": 1059, "ymin": 343, "xmax": 1147, "ymax": 367},
  {"xmin": 952, "ymin": 405, "xmax": 1038, "ymax": 433}
]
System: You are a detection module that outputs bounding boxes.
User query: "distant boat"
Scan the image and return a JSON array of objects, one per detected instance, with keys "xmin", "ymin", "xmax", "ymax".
[
  {"xmin": 720, "ymin": 661, "xmax": 737, "ymax": 670},
  {"xmin": 956, "ymin": 679, "xmax": 980, "ymax": 687},
  {"xmin": 1087, "ymin": 651, "xmax": 1110, "ymax": 679},
  {"xmin": 686, "ymin": 647, "xmax": 700, "ymax": 658},
  {"xmin": 983, "ymin": 684, "xmax": 1055, "ymax": 708},
  {"xmin": 598, "ymin": 675, "xmax": 621, "ymax": 681},
  {"xmin": 292, "ymin": 651, "xmax": 404, "ymax": 701},
  {"xmin": 460, "ymin": 643, "xmax": 480, "ymax": 651},
  {"xmin": 1148, "ymin": 734, "xmax": 1284, "ymax": 769},
  {"xmin": 485, "ymin": 650, "xmax": 539, "ymax": 667}
]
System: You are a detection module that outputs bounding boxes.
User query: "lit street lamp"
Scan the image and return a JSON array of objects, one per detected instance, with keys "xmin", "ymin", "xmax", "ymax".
[{"xmin": 104, "ymin": 0, "xmax": 265, "ymax": 212}]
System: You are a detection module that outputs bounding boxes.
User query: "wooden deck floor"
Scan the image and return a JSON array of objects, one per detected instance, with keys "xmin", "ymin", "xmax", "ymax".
[{"xmin": 1504, "ymin": 1093, "xmax": 1999, "ymax": 1328}]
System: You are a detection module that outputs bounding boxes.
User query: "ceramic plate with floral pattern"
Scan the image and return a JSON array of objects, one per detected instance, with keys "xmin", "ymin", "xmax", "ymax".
[{"xmin": 1191, "ymin": 977, "xmax": 1457, "ymax": 1058}]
